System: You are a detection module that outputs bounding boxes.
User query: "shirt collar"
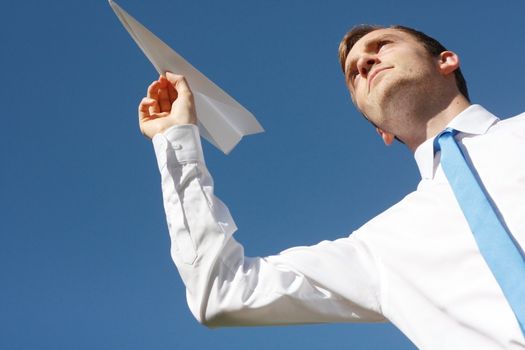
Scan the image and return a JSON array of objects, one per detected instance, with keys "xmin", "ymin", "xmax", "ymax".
[{"xmin": 414, "ymin": 104, "xmax": 500, "ymax": 180}]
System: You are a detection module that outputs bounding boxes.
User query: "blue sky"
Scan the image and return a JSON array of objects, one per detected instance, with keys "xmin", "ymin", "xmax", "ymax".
[{"xmin": 2, "ymin": 1, "xmax": 525, "ymax": 349}]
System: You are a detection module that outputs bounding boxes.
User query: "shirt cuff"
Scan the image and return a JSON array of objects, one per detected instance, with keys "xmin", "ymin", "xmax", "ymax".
[{"xmin": 152, "ymin": 124, "xmax": 205, "ymax": 170}]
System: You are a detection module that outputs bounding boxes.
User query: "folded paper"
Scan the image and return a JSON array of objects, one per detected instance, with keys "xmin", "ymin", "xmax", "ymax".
[{"xmin": 109, "ymin": 0, "xmax": 264, "ymax": 154}]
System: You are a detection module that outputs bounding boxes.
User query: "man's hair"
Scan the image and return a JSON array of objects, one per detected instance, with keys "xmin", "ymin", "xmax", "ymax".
[{"xmin": 338, "ymin": 24, "xmax": 470, "ymax": 102}]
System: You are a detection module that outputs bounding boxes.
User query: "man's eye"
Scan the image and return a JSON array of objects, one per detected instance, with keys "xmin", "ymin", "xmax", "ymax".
[{"xmin": 377, "ymin": 40, "xmax": 391, "ymax": 50}]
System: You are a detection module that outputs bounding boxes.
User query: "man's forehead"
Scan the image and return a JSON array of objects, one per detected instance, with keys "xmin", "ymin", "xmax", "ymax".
[{"xmin": 345, "ymin": 28, "xmax": 414, "ymax": 68}]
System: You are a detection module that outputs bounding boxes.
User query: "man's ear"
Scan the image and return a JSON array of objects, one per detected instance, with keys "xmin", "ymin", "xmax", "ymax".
[
  {"xmin": 438, "ymin": 51, "xmax": 460, "ymax": 76},
  {"xmin": 376, "ymin": 128, "xmax": 395, "ymax": 146}
]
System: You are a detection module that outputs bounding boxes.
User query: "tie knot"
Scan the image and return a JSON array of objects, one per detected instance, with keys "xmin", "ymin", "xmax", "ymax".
[
  {"xmin": 433, "ymin": 128, "xmax": 458, "ymax": 154},
  {"xmin": 437, "ymin": 128, "xmax": 459, "ymax": 138},
  {"xmin": 440, "ymin": 127, "xmax": 459, "ymax": 137}
]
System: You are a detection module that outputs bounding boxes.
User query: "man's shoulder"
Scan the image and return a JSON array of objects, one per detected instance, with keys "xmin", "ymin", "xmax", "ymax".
[
  {"xmin": 497, "ymin": 110, "xmax": 525, "ymax": 125},
  {"xmin": 489, "ymin": 110, "xmax": 525, "ymax": 136}
]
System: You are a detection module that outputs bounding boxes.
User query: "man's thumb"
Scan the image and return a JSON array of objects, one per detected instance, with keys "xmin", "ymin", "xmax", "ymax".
[{"xmin": 165, "ymin": 72, "xmax": 192, "ymax": 95}]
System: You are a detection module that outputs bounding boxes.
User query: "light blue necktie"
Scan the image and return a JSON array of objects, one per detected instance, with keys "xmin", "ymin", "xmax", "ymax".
[{"xmin": 435, "ymin": 128, "xmax": 525, "ymax": 334}]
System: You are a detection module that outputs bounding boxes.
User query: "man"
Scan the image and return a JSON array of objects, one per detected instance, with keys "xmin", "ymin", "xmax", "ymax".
[{"xmin": 138, "ymin": 25, "xmax": 525, "ymax": 349}]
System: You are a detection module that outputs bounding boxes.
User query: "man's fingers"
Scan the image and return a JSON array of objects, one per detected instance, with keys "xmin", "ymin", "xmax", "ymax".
[
  {"xmin": 167, "ymin": 81, "xmax": 178, "ymax": 104},
  {"xmin": 160, "ymin": 75, "xmax": 178, "ymax": 104},
  {"xmin": 146, "ymin": 81, "xmax": 160, "ymax": 113},
  {"xmin": 146, "ymin": 81, "xmax": 159, "ymax": 99},
  {"xmin": 158, "ymin": 82, "xmax": 171, "ymax": 112},
  {"xmin": 139, "ymin": 97, "xmax": 157, "ymax": 119}
]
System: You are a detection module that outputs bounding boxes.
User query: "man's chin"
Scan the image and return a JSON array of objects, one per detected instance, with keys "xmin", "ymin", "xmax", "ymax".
[{"xmin": 379, "ymin": 78, "xmax": 423, "ymax": 107}]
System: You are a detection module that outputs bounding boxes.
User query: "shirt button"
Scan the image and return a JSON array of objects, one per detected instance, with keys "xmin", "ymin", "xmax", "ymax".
[{"xmin": 173, "ymin": 144, "xmax": 183, "ymax": 151}]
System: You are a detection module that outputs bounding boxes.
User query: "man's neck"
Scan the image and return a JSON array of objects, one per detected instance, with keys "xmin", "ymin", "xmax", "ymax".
[{"xmin": 406, "ymin": 95, "xmax": 471, "ymax": 152}]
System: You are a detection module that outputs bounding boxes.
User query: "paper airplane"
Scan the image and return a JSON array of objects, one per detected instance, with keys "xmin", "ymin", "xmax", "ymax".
[{"xmin": 108, "ymin": 0, "xmax": 264, "ymax": 154}]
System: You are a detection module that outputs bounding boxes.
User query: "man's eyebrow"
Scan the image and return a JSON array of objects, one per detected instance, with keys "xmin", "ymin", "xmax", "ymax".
[{"xmin": 344, "ymin": 33, "xmax": 400, "ymax": 80}]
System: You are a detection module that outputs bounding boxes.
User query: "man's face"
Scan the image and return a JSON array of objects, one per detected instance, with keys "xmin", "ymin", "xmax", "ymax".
[{"xmin": 344, "ymin": 28, "xmax": 440, "ymax": 132}]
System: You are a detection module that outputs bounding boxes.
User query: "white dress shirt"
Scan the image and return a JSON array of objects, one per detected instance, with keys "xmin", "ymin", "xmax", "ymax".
[{"xmin": 152, "ymin": 105, "xmax": 525, "ymax": 350}]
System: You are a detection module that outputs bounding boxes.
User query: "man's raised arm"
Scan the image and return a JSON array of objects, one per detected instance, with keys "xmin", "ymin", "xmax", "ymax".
[{"xmin": 139, "ymin": 73, "xmax": 385, "ymax": 326}]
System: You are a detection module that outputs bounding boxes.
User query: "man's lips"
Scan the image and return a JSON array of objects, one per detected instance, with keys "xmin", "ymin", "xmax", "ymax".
[{"xmin": 368, "ymin": 67, "xmax": 392, "ymax": 92}]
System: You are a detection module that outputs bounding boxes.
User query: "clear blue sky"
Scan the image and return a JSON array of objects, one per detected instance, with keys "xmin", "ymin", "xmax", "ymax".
[{"xmin": 2, "ymin": 1, "xmax": 525, "ymax": 349}]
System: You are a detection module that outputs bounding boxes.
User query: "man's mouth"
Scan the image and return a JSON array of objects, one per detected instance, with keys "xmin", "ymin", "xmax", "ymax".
[{"xmin": 368, "ymin": 67, "xmax": 392, "ymax": 93}]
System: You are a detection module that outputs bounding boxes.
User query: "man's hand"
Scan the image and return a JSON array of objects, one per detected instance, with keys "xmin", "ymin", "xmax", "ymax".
[{"xmin": 138, "ymin": 72, "xmax": 197, "ymax": 139}]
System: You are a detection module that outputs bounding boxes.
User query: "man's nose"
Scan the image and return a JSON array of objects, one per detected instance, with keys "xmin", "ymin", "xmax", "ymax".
[{"xmin": 357, "ymin": 54, "xmax": 377, "ymax": 78}]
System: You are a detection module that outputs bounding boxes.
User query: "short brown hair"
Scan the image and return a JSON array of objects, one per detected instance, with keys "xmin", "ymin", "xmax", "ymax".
[{"xmin": 338, "ymin": 25, "xmax": 470, "ymax": 102}]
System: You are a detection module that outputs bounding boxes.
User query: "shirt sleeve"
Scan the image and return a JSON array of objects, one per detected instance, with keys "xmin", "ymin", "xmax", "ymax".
[{"xmin": 152, "ymin": 124, "xmax": 386, "ymax": 327}]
